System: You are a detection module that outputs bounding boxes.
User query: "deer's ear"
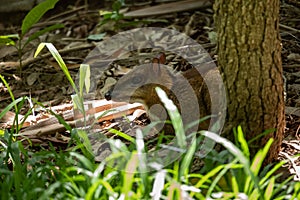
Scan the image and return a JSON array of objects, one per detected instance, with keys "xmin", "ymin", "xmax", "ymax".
[
  {"xmin": 151, "ymin": 52, "xmax": 166, "ymax": 75},
  {"xmin": 152, "ymin": 57, "xmax": 161, "ymax": 75},
  {"xmin": 157, "ymin": 52, "xmax": 166, "ymax": 65}
]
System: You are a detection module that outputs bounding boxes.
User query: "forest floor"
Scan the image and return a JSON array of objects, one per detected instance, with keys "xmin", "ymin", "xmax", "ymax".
[{"xmin": 0, "ymin": 0, "xmax": 299, "ymax": 179}]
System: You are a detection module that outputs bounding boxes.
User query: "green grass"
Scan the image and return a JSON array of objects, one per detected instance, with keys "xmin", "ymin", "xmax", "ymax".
[
  {"xmin": 1, "ymin": 91, "xmax": 299, "ymax": 199},
  {"xmin": 1, "ymin": 114, "xmax": 299, "ymax": 199}
]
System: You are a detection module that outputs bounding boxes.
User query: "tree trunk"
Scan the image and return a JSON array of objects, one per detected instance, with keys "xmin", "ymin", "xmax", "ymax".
[{"xmin": 214, "ymin": 0, "xmax": 285, "ymax": 163}]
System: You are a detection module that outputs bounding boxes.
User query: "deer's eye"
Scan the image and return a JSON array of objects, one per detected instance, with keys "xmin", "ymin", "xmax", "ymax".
[{"xmin": 132, "ymin": 76, "xmax": 143, "ymax": 85}]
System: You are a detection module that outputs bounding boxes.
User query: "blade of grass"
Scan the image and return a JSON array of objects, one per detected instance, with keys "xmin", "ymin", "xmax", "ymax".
[
  {"xmin": 70, "ymin": 152, "xmax": 94, "ymax": 171},
  {"xmin": 0, "ymin": 98, "xmax": 24, "ymax": 120},
  {"xmin": 259, "ymin": 160, "xmax": 286, "ymax": 185},
  {"xmin": 79, "ymin": 64, "xmax": 91, "ymax": 96},
  {"xmin": 190, "ymin": 165, "xmax": 223, "ymax": 197},
  {"xmin": 34, "ymin": 43, "xmax": 78, "ymax": 94},
  {"xmin": 108, "ymin": 129, "xmax": 135, "ymax": 144},
  {"xmin": 237, "ymin": 126, "xmax": 250, "ymax": 158},
  {"xmin": 264, "ymin": 176, "xmax": 275, "ymax": 200},
  {"xmin": 200, "ymin": 130, "xmax": 263, "ymax": 199},
  {"xmin": 155, "ymin": 87, "xmax": 186, "ymax": 148},
  {"xmin": 231, "ymin": 175, "xmax": 240, "ymax": 198},
  {"xmin": 206, "ymin": 160, "xmax": 240, "ymax": 198},
  {"xmin": 0, "ymin": 75, "xmax": 17, "ymax": 103},
  {"xmin": 24, "ymin": 24, "xmax": 64, "ymax": 46},
  {"xmin": 0, "ymin": 36, "xmax": 16, "ymax": 46},
  {"xmin": 179, "ymin": 136, "xmax": 197, "ymax": 177},
  {"xmin": 136, "ymin": 129, "xmax": 149, "ymax": 193},
  {"xmin": 244, "ymin": 139, "xmax": 273, "ymax": 194},
  {"xmin": 151, "ymin": 169, "xmax": 166, "ymax": 200},
  {"xmin": 122, "ymin": 152, "xmax": 138, "ymax": 196}
]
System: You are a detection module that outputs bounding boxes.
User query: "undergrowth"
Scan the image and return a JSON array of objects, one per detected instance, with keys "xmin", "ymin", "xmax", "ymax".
[
  {"xmin": 0, "ymin": 0, "xmax": 63, "ymax": 73},
  {"xmin": 0, "ymin": 44, "xmax": 299, "ymax": 199}
]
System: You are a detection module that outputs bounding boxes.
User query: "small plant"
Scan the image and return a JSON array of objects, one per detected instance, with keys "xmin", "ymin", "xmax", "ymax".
[
  {"xmin": 99, "ymin": 0, "xmax": 125, "ymax": 26},
  {"xmin": 34, "ymin": 43, "xmax": 90, "ymax": 120},
  {"xmin": 93, "ymin": 0, "xmax": 128, "ymax": 34},
  {"xmin": 34, "ymin": 42, "xmax": 94, "ymax": 158},
  {"xmin": 0, "ymin": 0, "xmax": 63, "ymax": 73},
  {"xmin": 0, "ymin": 74, "xmax": 33, "ymax": 150},
  {"xmin": 196, "ymin": 127, "xmax": 299, "ymax": 199},
  {"xmin": 94, "ymin": 0, "xmax": 164, "ymax": 36}
]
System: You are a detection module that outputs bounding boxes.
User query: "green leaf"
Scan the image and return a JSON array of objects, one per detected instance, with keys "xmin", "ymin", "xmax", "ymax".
[
  {"xmin": 192, "ymin": 164, "xmax": 223, "ymax": 195},
  {"xmin": 71, "ymin": 94, "xmax": 84, "ymax": 114},
  {"xmin": 259, "ymin": 160, "xmax": 285, "ymax": 185},
  {"xmin": 87, "ymin": 33, "xmax": 106, "ymax": 41},
  {"xmin": 108, "ymin": 129, "xmax": 135, "ymax": 144},
  {"xmin": 24, "ymin": 23, "xmax": 64, "ymax": 46},
  {"xmin": 135, "ymin": 129, "xmax": 148, "ymax": 193},
  {"xmin": 86, "ymin": 179, "xmax": 115, "ymax": 200},
  {"xmin": 0, "ymin": 98, "xmax": 23, "ymax": 120},
  {"xmin": 99, "ymin": 10, "xmax": 112, "ymax": 16},
  {"xmin": 79, "ymin": 64, "xmax": 91, "ymax": 96},
  {"xmin": 0, "ymin": 35, "xmax": 18, "ymax": 46},
  {"xmin": 155, "ymin": 87, "xmax": 186, "ymax": 148},
  {"xmin": 248, "ymin": 188, "xmax": 260, "ymax": 200},
  {"xmin": 0, "ymin": 76, "xmax": 13, "ymax": 103},
  {"xmin": 237, "ymin": 126, "xmax": 250, "ymax": 158},
  {"xmin": 179, "ymin": 136, "xmax": 197, "ymax": 176},
  {"xmin": 248, "ymin": 129, "xmax": 275, "ymax": 144},
  {"xmin": 231, "ymin": 175, "xmax": 239, "ymax": 198},
  {"xmin": 0, "ymin": 74, "xmax": 18, "ymax": 117},
  {"xmin": 250, "ymin": 139, "xmax": 273, "ymax": 176},
  {"xmin": 206, "ymin": 160, "xmax": 240, "ymax": 198},
  {"xmin": 35, "ymin": 43, "xmax": 78, "ymax": 94},
  {"xmin": 201, "ymin": 130, "xmax": 249, "ymax": 169},
  {"xmin": 264, "ymin": 176, "xmax": 275, "ymax": 200},
  {"xmin": 122, "ymin": 152, "xmax": 138, "ymax": 195},
  {"xmin": 34, "ymin": 42, "xmax": 46, "ymax": 57},
  {"xmin": 70, "ymin": 152, "xmax": 94, "ymax": 171},
  {"xmin": 200, "ymin": 130, "xmax": 263, "ymax": 197},
  {"xmin": 0, "ymin": 34, "xmax": 19, "ymax": 39},
  {"xmin": 151, "ymin": 169, "xmax": 166, "ymax": 200},
  {"xmin": 0, "ymin": 129, "xmax": 4, "ymax": 136},
  {"xmin": 111, "ymin": 12, "xmax": 123, "ymax": 21},
  {"xmin": 244, "ymin": 139, "xmax": 273, "ymax": 195},
  {"xmin": 21, "ymin": 0, "xmax": 59, "ymax": 36},
  {"xmin": 76, "ymin": 129, "xmax": 94, "ymax": 159},
  {"xmin": 112, "ymin": 1, "xmax": 122, "ymax": 12}
]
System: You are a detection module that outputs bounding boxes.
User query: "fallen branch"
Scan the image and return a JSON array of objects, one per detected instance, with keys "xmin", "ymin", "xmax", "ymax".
[
  {"xmin": 19, "ymin": 99, "xmax": 144, "ymax": 137},
  {"xmin": 124, "ymin": 0, "xmax": 212, "ymax": 18}
]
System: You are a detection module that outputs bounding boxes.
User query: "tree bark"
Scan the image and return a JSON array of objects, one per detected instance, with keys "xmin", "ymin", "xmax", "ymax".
[{"xmin": 214, "ymin": 0, "xmax": 285, "ymax": 163}]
